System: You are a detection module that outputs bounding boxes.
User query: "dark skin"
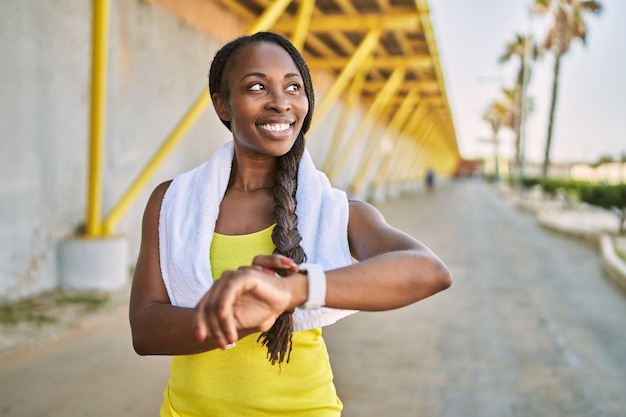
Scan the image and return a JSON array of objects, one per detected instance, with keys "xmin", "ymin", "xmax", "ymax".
[{"xmin": 129, "ymin": 41, "xmax": 452, "ymax": 355}]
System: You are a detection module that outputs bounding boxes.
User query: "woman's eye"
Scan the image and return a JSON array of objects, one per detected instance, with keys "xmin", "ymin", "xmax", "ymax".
[
  {"xmin": 248, "ymin": 83, "xmax": 265, "ymax": 91},
  {"xmin": 286, "ymin": 83, "xmax": 301, "ymax": 92}
]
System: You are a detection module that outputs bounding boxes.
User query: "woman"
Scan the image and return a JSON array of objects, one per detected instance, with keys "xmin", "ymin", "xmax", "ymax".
[{"xmin": 130, "ymin": 31, "xmax": 451, "ymax": 416}]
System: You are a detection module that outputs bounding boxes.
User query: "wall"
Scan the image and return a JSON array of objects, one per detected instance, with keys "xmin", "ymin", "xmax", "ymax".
[{"xmin": 0, "ymin": 0, "xmax": 229, "ymax": 299}]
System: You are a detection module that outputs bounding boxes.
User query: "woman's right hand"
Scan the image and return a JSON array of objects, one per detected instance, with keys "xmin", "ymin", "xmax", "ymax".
[{"xmin": 193, "ymin": 255, "xmax": 302, "ymax": 349}]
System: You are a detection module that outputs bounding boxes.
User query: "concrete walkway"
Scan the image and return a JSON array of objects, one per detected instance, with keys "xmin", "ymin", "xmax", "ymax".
[{"xmin": 1, "ymin": 179, "xmax": 625, "ymax": 416}]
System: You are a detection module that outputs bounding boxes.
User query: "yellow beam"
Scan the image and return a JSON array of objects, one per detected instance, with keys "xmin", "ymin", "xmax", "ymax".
[
  {"xmin": 272, "ymin": 10, "xmax": 421, "ymax": 32},
  {"xmin": 389, "ymin": 139, "xmax": 419, "ymax": 186},
  {"xmin": 216, "ymin": 0, "xmax": 255, "ymax": 19},
  {"xmin": 101, "ymin": 1, "xmax": 291, "ymax": 234},
  {"xmin": 321, "ymin": 55, "xmax": 372, "ymax": 172},
  {"xmin": 372, "ymin": 103, "xmax": 427, "ymax": 190},
  {"xmin": 326, "ymin": 66, "xmax": 405, "ymax": 182},
  {"xmin": 414, "ymin": 0, "xmax": 459, "ymax": 154},
  {"xmin": 309, "ymin": 28, "xmax": 381, "ymax": 133},
  {"xmin": 102, "ymin": 90, "xmax": 213, "ymax": 234},
  {"xmin": 248, "ymin": 0, "xmax": 293, "ymax": 33},
  {"xmin": 291, "ymin": 0, "xmax": 315, "ymax": 51},
  {"xmin": 86, "ymin": 0, "xmax": 111, "ymax": 237},
  {"xmin": 349, "ymin": 78, "xmax": 416, "ymax": 195},
  {"xmin": 408, "ymin": 125, "xmax": 438, "ymax": 175},
  {"xmin": 362, "ymin": 79, "xmax": 439, "ymax": 93},
  {"xmin": 392, "ymin": 120, "xmax": 435, "ymax": 183},
  {"xmin": 307, "ymin": 55, "xmax": 430, "ymax": 71}
]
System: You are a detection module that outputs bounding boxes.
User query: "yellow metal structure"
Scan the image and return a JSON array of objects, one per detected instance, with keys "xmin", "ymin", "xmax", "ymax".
[
  {"xmin": 321, "ymin": 54, "xmax": 372, "ymax": 171},
  {"xmin": 89, "ymin": 0, "xmax": 460, "ymax": 235},
  {"xmin": 101, "ymin": 90, "xmax": 213, "ymax": 234},
  {"xmin": 308, "ymin": 29, "xmax": 381, "ymax": 133},
  {"xmin": 326, "ymin": 65, "xmax": 406, "ymax": 181},
  {"xmin": 86, "ymin": 0, "xmax": 110, "ymax": 237},
  {"xmin": 292, "ymin": 0, "xmax": 315, "ymax": 50},
  {"xmin": 352, "ymin": 88, "xmax": 421, "ymax": 195}
]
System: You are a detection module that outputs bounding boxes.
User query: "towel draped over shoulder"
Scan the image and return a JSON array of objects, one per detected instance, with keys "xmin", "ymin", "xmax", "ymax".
[{"xmin": 158, "ymin": 141, "xmax": 357, "ymax": 331}]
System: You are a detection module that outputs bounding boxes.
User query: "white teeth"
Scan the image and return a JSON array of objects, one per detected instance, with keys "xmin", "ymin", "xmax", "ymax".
[{"xmin": 259, "ymin": 123, "xmax": 290, "ymax": 132}]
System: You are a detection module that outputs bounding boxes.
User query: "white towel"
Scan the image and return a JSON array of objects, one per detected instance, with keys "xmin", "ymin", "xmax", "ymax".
[{"xmin": 159, "ymin": 141, "xmax": 357, "ymax": 331}]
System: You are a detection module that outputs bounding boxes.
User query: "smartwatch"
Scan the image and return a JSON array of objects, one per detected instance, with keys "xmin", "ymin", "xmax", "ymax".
[{"xmin": 298, "ymin": 263, "xmax": 326, "ymax": 310}]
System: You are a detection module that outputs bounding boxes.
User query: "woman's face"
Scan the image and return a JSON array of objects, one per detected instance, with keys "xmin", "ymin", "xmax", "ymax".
[{"xmin": 214, "ymin": 42, "xmax": 309, "ymax": 158}]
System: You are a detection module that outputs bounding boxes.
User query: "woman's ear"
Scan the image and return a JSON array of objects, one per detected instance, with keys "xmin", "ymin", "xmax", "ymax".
[{"xmin": 212, "ymin": 93, "xmax": 231, "ymax": 121}]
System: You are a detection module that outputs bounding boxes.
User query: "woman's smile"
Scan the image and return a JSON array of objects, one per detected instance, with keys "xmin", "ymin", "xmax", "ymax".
[{"xmin": 257, "ymin": 121, "xmax": 295, "ymax": 139}]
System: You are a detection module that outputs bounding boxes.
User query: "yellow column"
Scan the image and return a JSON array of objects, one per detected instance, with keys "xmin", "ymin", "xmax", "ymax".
[{"xmin": 86, "ymin": 0, "xmax": 110, "ymax": 237}]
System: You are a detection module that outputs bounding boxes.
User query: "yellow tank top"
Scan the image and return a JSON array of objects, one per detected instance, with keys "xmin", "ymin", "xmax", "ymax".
[{"xmin": 160, "ymin": 224, "xmax": 342, "ymax": 417}]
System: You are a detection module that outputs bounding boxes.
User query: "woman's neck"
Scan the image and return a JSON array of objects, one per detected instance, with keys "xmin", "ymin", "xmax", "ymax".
[{"xmin": 229, "ymin": 154, "xmax": 277, "ymax": 191}]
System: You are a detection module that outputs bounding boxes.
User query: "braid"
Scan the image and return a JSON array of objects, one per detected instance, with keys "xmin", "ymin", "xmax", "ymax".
[
  {"xmin": 209, "ymin": 32, "xmax": 315, "ymax": 365},
  {"xmin": 256, "ymin": 133, "xmax": 306, "ymax": 365}
]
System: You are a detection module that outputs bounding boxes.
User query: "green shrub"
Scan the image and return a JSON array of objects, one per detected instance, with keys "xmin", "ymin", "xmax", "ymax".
[
  {"xmin": 580, "ymin": 184, "xmax": 626, "ymax": 234},
  {"xmin": 521, "ymin": 177, "xmax": 541, "ymax": 189}
]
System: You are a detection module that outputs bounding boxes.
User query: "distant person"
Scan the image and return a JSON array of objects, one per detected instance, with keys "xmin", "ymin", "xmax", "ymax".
[
  {"xmin": 425, "ymin": 168, "xmax": 435, "ymax": 191},
  {"xmin": 129, "ymin": 31, "xmax": 452, "ymax": 416}
]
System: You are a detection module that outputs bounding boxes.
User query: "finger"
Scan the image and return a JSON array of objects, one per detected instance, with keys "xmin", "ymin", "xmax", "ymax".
[
  {"xmin": 211, "ymin": 273, "xmax": 249, "ymax": 346},
  {"xmin": 207, "ymin": 306, "xmax": 228, "ymax": 348},
  {"xmin": 198, "ymin": 273, "xmax": 234, "ymax": 348},
  {"xmin": 195, "ymin": 288, "xmax": 229, "ymax": 347},
  {"xmin": 261, "ymin": 268, "xmax": 280, "ymax": 277},
  {"xmin": 193, "ymin": 302, "xmax": 209, "ymax": 343},
  {"xmin": 217, "ymin": 299, "xmax": 238, "ymax": 346},
  {"xmin": 252, "ymin": 254, "xmax": 298, "ymax": 274}
]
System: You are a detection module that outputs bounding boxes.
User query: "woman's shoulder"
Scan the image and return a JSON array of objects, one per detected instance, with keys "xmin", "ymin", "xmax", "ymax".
[
  {"xmin": 347, "ymin": 200, "xmax": 388, "ymax": 242},
  {"xmin": 143, "ymin": 180, "xmax": 173, "ymax": 215},
  {"xmin": 348, "ymin": 199, "xmax": 385, "ymax": 222}
]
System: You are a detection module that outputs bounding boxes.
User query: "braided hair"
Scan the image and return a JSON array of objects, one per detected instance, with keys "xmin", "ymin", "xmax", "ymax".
[{"xmin": 208, "ymin": 32, "xmax": 315, "ymax": 365}]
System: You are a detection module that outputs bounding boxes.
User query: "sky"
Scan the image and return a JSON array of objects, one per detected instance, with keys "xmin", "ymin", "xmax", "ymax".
[{"xmin": 428, "ymin": 0, "xmax": 626, "ymax": 165}]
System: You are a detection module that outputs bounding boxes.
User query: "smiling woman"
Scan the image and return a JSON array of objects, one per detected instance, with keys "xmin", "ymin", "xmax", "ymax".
[
  {"xmin": 129, "ymin": 31, "xmax": 451, "ymax": 417},
  {"xmin": 212, "ymin": 41, "xmax": 309, "ymax": 157}
]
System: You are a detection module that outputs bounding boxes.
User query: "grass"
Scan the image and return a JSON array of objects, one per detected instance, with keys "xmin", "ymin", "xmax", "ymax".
[{"xmin": 0, "ymin": 289, "xmax": 110, "ymax": 325}]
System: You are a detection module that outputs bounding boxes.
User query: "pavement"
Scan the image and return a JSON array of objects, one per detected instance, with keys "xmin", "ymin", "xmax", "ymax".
[
  {"xmin": 499, "ymin": 183, "xmax": 626, "ymax": 291},
  {"xmin": 1, "ymin": 179, "xmax": 625, "ymax": 417}
]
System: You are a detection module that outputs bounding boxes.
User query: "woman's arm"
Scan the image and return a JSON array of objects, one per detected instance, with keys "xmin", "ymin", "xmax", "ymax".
[
  {"xmin": 322, "ymin": 200, "xmax": 452, "ymax": 311},
  {"xmin": 129, "ymin": 182, "xmax": 266, "ymax": 355}
]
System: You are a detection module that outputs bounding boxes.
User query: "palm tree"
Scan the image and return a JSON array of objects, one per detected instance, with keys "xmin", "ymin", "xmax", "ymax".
[
  {"xmin": 483, "ymin": 98, "xmax": 512, "ymax": 181},
  {"xmin": 499, "ymin": 34, "xmax": 537, "ymax": 170},
  {"xmin": 533, "ymin": 0, "xmax": 602, "ymax": 178}
]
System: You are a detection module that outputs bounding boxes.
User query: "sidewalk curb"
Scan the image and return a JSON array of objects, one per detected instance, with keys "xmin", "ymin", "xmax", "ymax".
[
  {"xmin": 536, "ymin": 210, "xmax": 601, "ymax": 247},
  {"xmin": 536, "ymin": 209, "xmax": 626, "ymax": 292},
  {"xmin": 599, "ymin": 234, "xmax": 626, "ymax": 292}
]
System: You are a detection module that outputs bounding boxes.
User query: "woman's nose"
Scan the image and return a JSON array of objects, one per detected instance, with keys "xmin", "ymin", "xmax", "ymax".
[{"xmin": 265, "ymin": 90, "xmax": 291, "ymax": 112}]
